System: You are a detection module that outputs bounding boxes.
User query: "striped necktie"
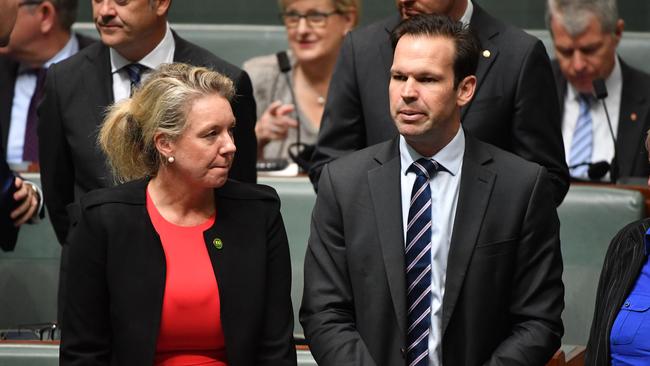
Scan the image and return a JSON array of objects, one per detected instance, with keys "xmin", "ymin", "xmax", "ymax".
[
  {"xmin": 22, "ymin": 67, "xmax": 47, "ymax": 164},
  {"xmin": 569, "ymin": 94, "xmax": 594, "ymax": 177},
  {"xmin": 405, "ymin": 158, "xmax": 440, "ymax": 366},
  {"xmin": 124, "ymin": 63, "xmax": 148, "ymax": 96}
]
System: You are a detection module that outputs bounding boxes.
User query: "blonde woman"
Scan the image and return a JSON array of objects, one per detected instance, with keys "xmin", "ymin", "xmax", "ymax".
[{"xmin": 60, "ymin": 63, "xmax": 296, "ymax": 366}]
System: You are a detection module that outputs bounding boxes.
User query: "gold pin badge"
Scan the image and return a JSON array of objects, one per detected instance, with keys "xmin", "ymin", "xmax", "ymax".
[
  {"xmin": 213, "ymin": 238, "xmax": 223, "ymax": 250},
  {"xmin": 482, "ymin": 50, "xmax": 491, "ymax": 58},
  {"xmin": 631, "ymin": 112, "xmax": 638, "ymax": 121}
]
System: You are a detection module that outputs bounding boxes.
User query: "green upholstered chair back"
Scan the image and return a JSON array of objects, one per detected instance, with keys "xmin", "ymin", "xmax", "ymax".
[{"xmin": 557, "ymin": 185, "xmax": 645, "ymax": 345}]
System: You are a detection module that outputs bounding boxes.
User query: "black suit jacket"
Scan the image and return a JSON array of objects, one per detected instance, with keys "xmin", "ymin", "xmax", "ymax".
[
  {"xmin": 37, "ymin": 32, "xmax": 258, "ymax": 244},
  {"xmin": 0, "ymin": 154, "xmax": 18, "ymax": 251},
  {"xmin": 0, "ymin": 33, "xmax": 95, "ymax": 152},
  {"xmin": 300, "ymin": 134, "xmax": 564, "ymax": 365},
  {"xmin": 310, "ymin": 6, "xmax": 569, "ymax": 206},
  {"xmin": 60, "ymin": 179, "xmax": 296, "ymax": 366},
  {"xmin": 552, "ymin": 58, "xmax": 650, "ymax": 178}
]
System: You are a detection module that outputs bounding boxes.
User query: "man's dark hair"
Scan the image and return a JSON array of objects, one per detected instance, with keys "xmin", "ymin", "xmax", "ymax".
[
  {"xmin": 49, "ymin": 0, "xmax": 78, "ymax": 30},
  {"xmin": 391, "ymin": 14, "xmax": 481, "ymax": 88}
]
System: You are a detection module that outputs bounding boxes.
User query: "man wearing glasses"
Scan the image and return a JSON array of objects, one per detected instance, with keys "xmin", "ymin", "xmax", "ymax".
[
  {"xmin": 37, "ymin": 0, "xmax": 258, "ymax": 245},
  {"xmin": 309, "ymin": 0, "xmax": 570, "ymax": 207},
  {"xmin": 0, "ymin": 0, "xmax": 94, "ymax": 168}
]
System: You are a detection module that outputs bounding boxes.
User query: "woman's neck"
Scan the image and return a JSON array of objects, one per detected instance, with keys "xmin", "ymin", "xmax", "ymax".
[{"xmin": 148, "ymin": 171, "xmax": 215, "ymax": 226}]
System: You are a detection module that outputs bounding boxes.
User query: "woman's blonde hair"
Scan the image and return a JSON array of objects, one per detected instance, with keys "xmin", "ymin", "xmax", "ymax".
[
  {"xmin": 98, "ymin": 62, "xmax": 235, "ymax": 183},
  {"xmin": 278, "ymin": 0, "xmax": 361, "ymax": 26}
]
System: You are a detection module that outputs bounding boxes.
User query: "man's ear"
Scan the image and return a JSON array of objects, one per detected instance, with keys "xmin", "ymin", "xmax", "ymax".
[
  {"xmin": 456, "ymin": 75, "xmax": 476, "ymax": 108},
  {"xmin": 154, "ymin": 0, "xmax": 172, "ymax": 17},
  {"xmin": 39, "ymin": 1, "xmax": 56, "ymax": 34}
]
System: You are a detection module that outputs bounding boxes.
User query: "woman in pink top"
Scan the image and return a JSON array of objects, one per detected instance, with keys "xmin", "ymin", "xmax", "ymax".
[{"xmin": 60, "ymin": 63, "xmax": 296, "ymax": 366}]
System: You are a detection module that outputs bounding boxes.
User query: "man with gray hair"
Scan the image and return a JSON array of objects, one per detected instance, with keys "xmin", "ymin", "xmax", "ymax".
[
  {"xmin": 0, "ymin": 0, "xmax": 94, "ymax": 166},
  {"xmin": 548, "ymin": 0, "xmax": 650, "ymax": 181}
]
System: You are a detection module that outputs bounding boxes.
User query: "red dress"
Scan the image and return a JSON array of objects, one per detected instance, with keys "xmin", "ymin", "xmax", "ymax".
[{"xmin": 147, "ymin": 190, "xmax": 227, "ymax": 366}]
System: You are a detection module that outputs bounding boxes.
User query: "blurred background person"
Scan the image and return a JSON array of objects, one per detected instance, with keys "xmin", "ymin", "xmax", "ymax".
[
  {"xmin": 0, "ymin": 0, "xmax": 41, "ymax": 252},
  {"xmin": 60, "ymin": 63, "xmax": 296, "ymax": 366},
  {"xmin": 585, "ymin": 130, "xmax": 650, "ymax": 365},
  {"xmin": 243, "ymin": 0, "xmax": 357, "ymax": 163},
  {"xmin": 547, "ymin": 0, "xmax": 650, "ymax": 182},
  {"xmin": 0, "ymin": 0, "xmax": 94, "ymax": 168}
]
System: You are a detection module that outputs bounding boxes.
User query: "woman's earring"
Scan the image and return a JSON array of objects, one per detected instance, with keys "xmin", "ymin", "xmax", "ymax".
[{"xmin": 167, "ymin": 156, "xmax": 175, "ymax": 164}]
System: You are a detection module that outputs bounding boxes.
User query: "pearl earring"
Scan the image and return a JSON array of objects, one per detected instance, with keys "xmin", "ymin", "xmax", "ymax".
[{"xmin": 167, "ymin": 156, "xmax": 175, "ymax": 164}]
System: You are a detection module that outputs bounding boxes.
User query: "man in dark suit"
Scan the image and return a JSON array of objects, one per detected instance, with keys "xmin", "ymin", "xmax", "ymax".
[
  {"xmin": 38, "ymin": 0, "xmax": 258, "ymax": 244},
  {"xmin": 0, "ymin": 0, "xmax": 41, "ymax": 251},
  {"xmin": 300, "ymin": 15, "xmax": 564, "ymax": 365},
  {"xmin": 309, "ymin": 0, "xmax": 569, "ymax": 206},
  {"xmin": 0, "ymin": 0, "xmax": 94, "ymax": 165},
  {"xmin": 547, "ymin": 0, "xmax": 650, "ymax": 181}
]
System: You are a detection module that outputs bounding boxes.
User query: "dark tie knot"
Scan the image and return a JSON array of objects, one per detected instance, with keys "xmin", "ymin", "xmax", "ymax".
[
  {"xmin": 578, "ymin": 93, "xmax": 595, "ymax": 107},
  {"xmin": 124, "ymin": 63, "xmax": 148, "ymax": 85},
  {"xmin": 408, "ymin": 158, "xmax": 440, "ymax": 179}
]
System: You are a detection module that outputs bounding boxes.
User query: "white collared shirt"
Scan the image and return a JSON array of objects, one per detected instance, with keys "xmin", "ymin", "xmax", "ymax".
[
  {"xmin": 399, "ymin": 127, "xmax": 465, "ymax": 366},
  {"xmin": 110, "ymin": 23, "xmax": 175, "ymax": 102},
  {"xmin": 459, "ymin": 0, "xmax": 474, "ymax": 26},
  {"xmin": 562, "ymin": 56, "xmax": 622, "ymax": 180},
  {"xmin": 7, "ymin": 34, "xmax": 79, "ymax": 164}
]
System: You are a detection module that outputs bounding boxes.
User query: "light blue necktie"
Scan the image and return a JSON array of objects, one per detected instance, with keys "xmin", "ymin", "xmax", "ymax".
[
  {"xmin": 405, "ymin": 158, "xmax": 440, "ymax": 366},
  {"xmin": 569, "ymin": 94, "xmax": 593, "ymax": 177}
]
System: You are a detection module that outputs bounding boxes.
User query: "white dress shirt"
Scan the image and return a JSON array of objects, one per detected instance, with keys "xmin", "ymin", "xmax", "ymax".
[
  {"xmin": 110, "ymin": 23, "xmax": 175, "ymax": 103},
  {"xmin": 399, "ymin": 127, "xmax": 465, "ymax": 366},
  {"xmin": 7, "ymin": 34, "xmax": 79, "ymax": 164},
  {"xmin": 562, "ymin": 57, "xmax": 622, "ymax": 180}
]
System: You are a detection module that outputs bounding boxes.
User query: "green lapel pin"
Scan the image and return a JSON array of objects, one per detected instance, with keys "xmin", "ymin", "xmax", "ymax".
[{"xmin": 213, "ymin": 238, "xmax": 223, "ymax": 250}]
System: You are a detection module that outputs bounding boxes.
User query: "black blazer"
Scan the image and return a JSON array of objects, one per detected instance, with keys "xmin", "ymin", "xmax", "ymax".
[
  {"xmin": 37, "ymin": 32, "xmax": 258, "ymax": 244},
  {"xmin": 552, "ymin": 58, "xmax": 650, "ymax": 178},
  {"xmin": 0, "ymin": 154, "xmax": 18, "ymax": 251},
  {"xmin": 585, "ymin": 218, "xmax": 650, "ymax": 366},
  {"xmin": 60, "ymin": 179, "xmax": 296, "ymax": 366},
  {"xmin": 0, "ymin": 33, "xmax": 96, "ymax": 152},
  {"xmin": 309, "ymin": 5, "xmax": 569, "ymax": 206},
  {"xmin": 301, "ymin": 134, "xmax": 564, "ymax": 365}
]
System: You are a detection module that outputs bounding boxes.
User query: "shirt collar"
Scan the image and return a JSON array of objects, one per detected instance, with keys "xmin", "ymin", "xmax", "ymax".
[
  {"xmin": 567, "ymin": 55, "xmax": 622, "ymax": 103},
  {"xmin": 459, "ymin": 0, "xmax": 474, "ymax": 27},
  {"xmin": 110, "ymin": 22, "xmax": 175, "ymax": 73},
  {"xmin": 399, "ymin": 126, "xmax": 465, "ymax": 177}
]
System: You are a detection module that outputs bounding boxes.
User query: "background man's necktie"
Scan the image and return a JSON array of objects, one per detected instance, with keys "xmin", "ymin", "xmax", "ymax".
[
  {"xmin": 124, "ymin": 63, "xmax": 148, "ymax": 97},
  {"xmin": 22, "ymin": 67, "xmax": 47, "ymax": 164},
  {"xmin": 569, "ymin": 94, "xmax": 594, "ymax": 177}
]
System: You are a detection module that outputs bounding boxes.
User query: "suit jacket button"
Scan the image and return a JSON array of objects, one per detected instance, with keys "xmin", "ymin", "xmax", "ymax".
[{"xmin": 400, "ymin": 347, "xmax": 406, "ymax": 358}]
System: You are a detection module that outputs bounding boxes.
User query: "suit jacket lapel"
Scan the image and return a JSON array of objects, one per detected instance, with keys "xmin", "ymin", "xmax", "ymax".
[
  {"xmin": 368, "ymin": 138, "xmax": 408, "ymax": 334},
  {"xmin": 442, "ymin": 136, "xmax": 495, "ymax": 335},
  {"xmin": 462, "ymin": 4, "xmax": 499, "ymax": 120},
  {"xmin": 83, "ymin": 44, "xmax": 113, "ymax": 117},
  {"xmin": 617, "ymin": 60, "xmax": 649, "ymax": 176},
  {"xmin": 0, "ymin": 59, "xmax": 18, "ymax": 151}
]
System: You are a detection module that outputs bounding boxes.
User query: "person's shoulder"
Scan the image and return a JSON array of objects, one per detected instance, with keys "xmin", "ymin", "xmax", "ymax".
[
  {"xmin": 621, "ymin": 60, "xmax": 650, "ymax": 87},
  {"xmin": 216, "ymin": 179, "xmax": 280, "ymax": 203},
  {"xmin": 78, "ymin": 179, "xmax": 146, "ymax": 210},
  {"xmin": 349, "ymin": 14, "xmax": 400, "ymax": 42},
  {"xmin": 467, "ymin": 134, "xmax": 542, "ymax": 180},
  {"xmin": 472, "ymin": 5, "xmax": 539, "ymax": 50},
  {"xmin": 49, "ymin": 41, "xmax": 106, "ymax": 74},
  {"xmin": 325, "ymin": 140, "xmax": 394, "ymax": 179},
  {"xmin": 172, "ymin": 32, "xmax": 244, "ymax": 79},
  {"xmin": 242, "ymin": 52, "xmax": 281, "ymax": 84},
  {"xmin": 614, "ymin": 217, "xmax": 650, "ymax": 242}
]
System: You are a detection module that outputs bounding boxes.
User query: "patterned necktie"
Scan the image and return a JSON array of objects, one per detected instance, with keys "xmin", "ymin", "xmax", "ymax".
[
  {"xmin": 124, "ymin": 63, "xmax": 148, "ymax": 96},
  {"xmin": 405, "ymin": 158, "xmax": 440, "ymax": 366},
  {"xmin": 22, "ymin": 67, "xmax": 47, "ymax": 163},
  {"xmin": 569, "ymin": 94, "xmax": 593, "ymax": 177}
]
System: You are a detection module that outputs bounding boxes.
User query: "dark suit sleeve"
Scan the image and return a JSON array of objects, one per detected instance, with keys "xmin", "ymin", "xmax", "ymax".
[
  {"xmin": 300, "ymin": 165, "xmax": 378, "ymax": 366},
  {"xmin": 510, "ymin": 40, "xmax": 569, "ymax": 206},
  {"xmin": 60, "ymin": 204, "xmax": 111, "ymax": 366},
  {"xmin": 486, "ymin": 168, "xmax": 564, "ymax": 365},
  {"xmin": 257, "ymin": 198, "xmax": 297, "ymax": 365},
  {"xmin": 229, "ymin": 69, "xmax": 258, "ymax": 184},
  {"xmin": 37, "ymin": 64, "xmax": 75, "ymax": 244},
  {"xmin": 308, "ymin": 34, "xmax": 366, "ymax": 190}
]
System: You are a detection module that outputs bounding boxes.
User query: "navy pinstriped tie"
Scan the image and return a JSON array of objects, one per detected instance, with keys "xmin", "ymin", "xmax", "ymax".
[
  {"xmin": 124, "ymin": 63, "xmax": 148, "ymax": 96},
  {"xmin": 405, "ymin": 158, "xmax": 440, "ymax": 366},
  {"xmin": 569, "ymin": 94, "xmax": 593, "ymax": 177}
]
